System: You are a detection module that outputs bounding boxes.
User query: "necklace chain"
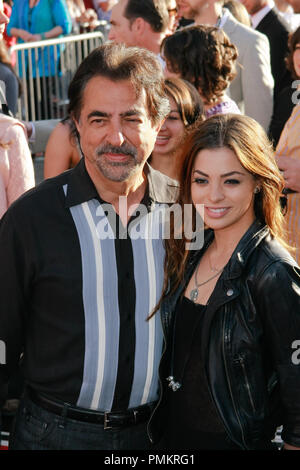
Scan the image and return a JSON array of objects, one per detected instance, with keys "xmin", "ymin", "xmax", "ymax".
[
  {"xmin": 208, "ymin": 251, "xmax": 221, "ymax": 272},
  {"xmin": 190, "ymin": 260, "xmax": 223, "ymax": 302}
]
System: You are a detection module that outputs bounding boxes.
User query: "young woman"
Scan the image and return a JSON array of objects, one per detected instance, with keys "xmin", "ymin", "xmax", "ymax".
[
  {"xmin": 150, "ymin": 77, "xmax": 204, "ymax": 180},
  {"xmin": 161, "ymin": 25, "xmax": 241, "ymax": 118},
  {"xmin": 148, "ymin": 114, "xmax": 300, "ymax": 450}
]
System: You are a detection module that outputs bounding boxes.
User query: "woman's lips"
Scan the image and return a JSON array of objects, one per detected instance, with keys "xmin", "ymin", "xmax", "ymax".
[
  {"xmin": 205, "ymin": 206, "xmax": 230, "ymax": 218},
  {"xmin": 155, "ymin": 135, "xmax": 170, "ymax": 146}
]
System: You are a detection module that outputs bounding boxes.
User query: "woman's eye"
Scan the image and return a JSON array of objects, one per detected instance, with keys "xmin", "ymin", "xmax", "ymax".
[
  {"xmin": 224, "ymin": 179, "xmax": 240, "ymax": 185},
  {"xmin": 193, "ymin": 178, "xmax": 208, "ymax": 184},
  {"xmin": 125, "ymin": 118, "xmax": 141, "ymax": 124}
]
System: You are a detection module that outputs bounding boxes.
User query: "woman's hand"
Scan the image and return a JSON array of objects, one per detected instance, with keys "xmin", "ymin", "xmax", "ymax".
[
  {"xmin": 27, "ymin": 33, "xmax": 43, "ymax": 42},
  {"xmin": 18, "ymin": 29, "xmax": 34, "ymax": 42}
]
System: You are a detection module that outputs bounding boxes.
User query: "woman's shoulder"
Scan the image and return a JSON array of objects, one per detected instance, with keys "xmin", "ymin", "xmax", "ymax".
[
  {"xmin": 251, "ymin": 235, "xmax": 299, "ymax": 280},
  {"xmin": 51, "ymin": 120, "xmax": 72, "ymax": 137}
]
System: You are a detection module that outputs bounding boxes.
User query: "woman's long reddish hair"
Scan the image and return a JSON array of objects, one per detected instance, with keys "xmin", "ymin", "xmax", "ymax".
[{"xmin": 150, "ymin": 114, "xmax": 287, "ymax": 317}]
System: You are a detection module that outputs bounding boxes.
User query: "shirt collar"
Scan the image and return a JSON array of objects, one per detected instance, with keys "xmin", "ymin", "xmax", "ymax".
[
  {"xmin": 218, "ymin": 7, "xmax": 231, "ymax": 28},
  {"xmin": 64, "ymin": 158, "xmax": 179, "ymax": 208},
  {"xmin": 251, "ymin": 1, "xmax": 274, "ymax": 28}
]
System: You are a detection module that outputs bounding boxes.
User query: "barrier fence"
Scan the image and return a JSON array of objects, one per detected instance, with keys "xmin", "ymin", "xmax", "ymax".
[{"xmin": 11, "ymin": 30, "xmax": 105, "ymax": 122}]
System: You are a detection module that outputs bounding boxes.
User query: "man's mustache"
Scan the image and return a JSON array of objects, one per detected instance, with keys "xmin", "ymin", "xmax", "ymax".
[{"xmin": 96, "ymin": 144, "xmax": 138, "ymax": 160}]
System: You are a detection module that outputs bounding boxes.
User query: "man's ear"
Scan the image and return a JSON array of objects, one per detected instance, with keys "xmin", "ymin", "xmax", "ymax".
[
  {"xmin": 72, "ymin": 117, "xmax": 82, "ymax": 142},
  {"xmin": 73, "ymin": 116, "xmax": 80, "ymax": 134},
  {"xmin": 131, "ymin": 16, "xmax": 146, "ymax": 37}
]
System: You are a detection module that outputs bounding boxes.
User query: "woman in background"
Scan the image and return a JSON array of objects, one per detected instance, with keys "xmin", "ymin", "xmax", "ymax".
[
  {"xmin": 148, "ymin": 114, "xmax": 300, "ymax": 450},
  {"xmin": 0, "ymin": 113, "xmax": 35, "ymax": 218},
  {"xmin": 6, "ymin": 0, "xmax": 72, "ymax": 119},
  {"xmin": 44, "ymin": 116, "xmax": 81, "ymax": 178},
  {"xmin": 161, "ymin": 25, "xmax": 240, "ymax": 119},
  {"xmin": 150, "ymin": 77, "xmax": 204, "ymax": 180}
]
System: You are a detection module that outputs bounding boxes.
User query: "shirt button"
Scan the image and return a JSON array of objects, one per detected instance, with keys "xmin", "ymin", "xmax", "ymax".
[{"xmin": 226, "ymin": 289, "xmax": 234, "ymax": 296}]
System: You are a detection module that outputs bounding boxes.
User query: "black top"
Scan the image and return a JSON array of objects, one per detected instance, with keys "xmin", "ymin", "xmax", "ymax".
[{"xmin": 164, "ymin": 296, "xmax": 235, "ymax": 450}]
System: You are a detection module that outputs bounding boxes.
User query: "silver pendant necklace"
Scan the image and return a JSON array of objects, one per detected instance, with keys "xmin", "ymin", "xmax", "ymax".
[{"xmin": 189, "ymin": 261, "xmax": 223, "ymax": 302}]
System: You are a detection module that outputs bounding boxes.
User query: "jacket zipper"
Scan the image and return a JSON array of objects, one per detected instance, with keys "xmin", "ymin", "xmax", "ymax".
[
  {"xmin": 222, "ymin": 306, "xmax": 248, "ymax": 448},
  {"xmin": 237, "ymin": 355, "xmax": 256, "ymax": 414}
]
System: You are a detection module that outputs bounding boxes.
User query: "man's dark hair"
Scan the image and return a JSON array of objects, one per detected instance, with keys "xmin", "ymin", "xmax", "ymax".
[
  {"xmin": 68, "ymin": 42, "xmax": 170, "ymax": 125},
  {"xmin": 124, "ymin": 0, "xmax": 169, "ymax": 32}
]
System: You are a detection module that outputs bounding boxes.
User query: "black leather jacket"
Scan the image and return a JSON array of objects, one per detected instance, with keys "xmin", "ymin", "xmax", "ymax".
[{"xmin": 148, "ymin": 220, "xmax": 300, "ymax": 449}]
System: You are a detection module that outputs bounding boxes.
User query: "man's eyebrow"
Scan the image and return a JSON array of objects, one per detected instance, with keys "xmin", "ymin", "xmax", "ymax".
[
  {"xmin": 87, "ymin": 110, "xmax": 143, "ymax": 120},
  {"xmin": 87, "ymin": 111, "xmax": 110, "ymax": 120},
  {"xmin": 120, "ymin": 109, "xmax": 143, "ymax": 117}
]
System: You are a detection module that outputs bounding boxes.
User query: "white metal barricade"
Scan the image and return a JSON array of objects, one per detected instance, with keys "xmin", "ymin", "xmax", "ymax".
[{"xmin": 11, "ymin": 31, "xmax": 105, "ymax": 121}]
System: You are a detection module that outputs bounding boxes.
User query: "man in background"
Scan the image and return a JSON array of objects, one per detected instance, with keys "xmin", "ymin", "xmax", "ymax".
[
  {"xmin": 241, "ymin": 0, "xmax": 291, "ymax": 98},
  {"xmin": 108, "ymin": 0, "xmax": 169, "ymax": 55}
]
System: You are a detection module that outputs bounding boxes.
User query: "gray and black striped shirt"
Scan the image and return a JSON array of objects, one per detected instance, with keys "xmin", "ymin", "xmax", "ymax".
[{"xmin": 0, "ymin": 159, "xmax": 178, "ymax": 411}]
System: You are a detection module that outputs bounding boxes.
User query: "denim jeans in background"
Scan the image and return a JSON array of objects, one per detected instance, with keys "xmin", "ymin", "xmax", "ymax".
[{"xmin": 9, "ymin": 395, "xmax": 151, "ymax": 450}]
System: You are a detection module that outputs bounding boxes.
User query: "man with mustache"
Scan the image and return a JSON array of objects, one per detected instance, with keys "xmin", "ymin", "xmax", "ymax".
[{"xmin": 0, "ymin": 42, "xmax": 178, "ymax": 450}]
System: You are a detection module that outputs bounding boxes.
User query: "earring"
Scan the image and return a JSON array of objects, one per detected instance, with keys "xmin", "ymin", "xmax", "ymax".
[{"xmin": 254, "ymin": 186, "xmax": 260, "ymax": 194}]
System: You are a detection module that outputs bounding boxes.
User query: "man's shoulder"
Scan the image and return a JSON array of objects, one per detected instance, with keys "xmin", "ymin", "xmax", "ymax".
[
  {"xmin": 146, "ymin": 164, "xmax": 179, "ymax": 204},
  {"xmin": 258, "ymin": 8, "xmax": 290, "ymax": 34},
  {"xmin": 223, "ymin": 12, "xmax": 268, "ymax": 45}
]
